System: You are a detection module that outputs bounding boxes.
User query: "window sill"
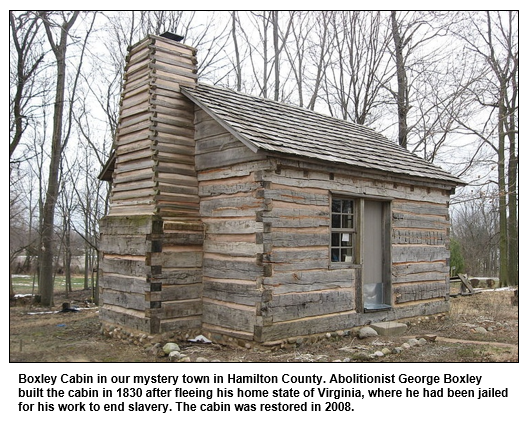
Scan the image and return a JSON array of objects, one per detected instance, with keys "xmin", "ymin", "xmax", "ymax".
[
  {"xmin": 329, "ymin": 263, "xmax": 362, "ymax": 270},
  {"xmin": 364, "ymin": 303, "xmax": 392, "ymax": 312}
]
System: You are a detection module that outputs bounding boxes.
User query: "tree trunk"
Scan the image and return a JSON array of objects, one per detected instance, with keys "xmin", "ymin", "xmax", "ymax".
[
  {"xmin": 391, "ymin": 11, "xmax": 408, "ymax": 149},
  {"xmin": 497, "ymin": 97, "xmax": 509, "ymax": 287},
  {"xmin": 38, "ymin": 11, "xmax": 79, "ymax": 307}
]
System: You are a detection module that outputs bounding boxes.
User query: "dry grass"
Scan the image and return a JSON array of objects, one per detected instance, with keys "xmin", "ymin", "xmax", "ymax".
[{"xmin": 10, "ymin": 288, "xmax": 518, "ymax": 362}]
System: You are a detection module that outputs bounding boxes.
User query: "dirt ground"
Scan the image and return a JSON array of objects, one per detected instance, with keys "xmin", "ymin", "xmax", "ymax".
[{"xmin": 9, "ymin": 288, "xmax": 518, "ymax": 363}]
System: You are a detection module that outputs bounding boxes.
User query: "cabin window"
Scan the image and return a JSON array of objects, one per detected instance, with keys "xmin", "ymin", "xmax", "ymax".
[{"xmin": 330, "ymin": 198, "xmax": 356, "ymax": 263}]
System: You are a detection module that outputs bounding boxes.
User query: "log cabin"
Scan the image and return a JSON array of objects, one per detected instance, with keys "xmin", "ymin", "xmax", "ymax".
[{"xmin": 99, "ymin": 33, "xmax": 465, "ymax": 345}]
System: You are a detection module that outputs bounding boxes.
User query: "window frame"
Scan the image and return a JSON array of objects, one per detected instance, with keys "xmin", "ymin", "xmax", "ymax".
[{"xmin": 329, "ymin": 196, "xmax": 359, "ymax": 268}]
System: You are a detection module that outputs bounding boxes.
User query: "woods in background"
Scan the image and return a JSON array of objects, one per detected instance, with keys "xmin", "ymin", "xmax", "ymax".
[{"xmin": 9, "ymin": 11, "xmax": 518, "ymax": 305}]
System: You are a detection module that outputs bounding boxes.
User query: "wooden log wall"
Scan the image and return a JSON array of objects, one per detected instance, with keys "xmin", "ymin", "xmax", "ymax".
[
  {"xmin": 194, "ymin": 111, "xmax": 270, "ymax": 341},
  {"xmin": 254, "ymin": 157, "xmax": 452, "ymax": 342},
  {"xmin": 108, "ymin": 34, "xmax": 199, "ymax": 221}
]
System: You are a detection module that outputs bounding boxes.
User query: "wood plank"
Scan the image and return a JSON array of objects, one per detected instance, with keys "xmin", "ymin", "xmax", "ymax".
[
  {"xmin": 264, "ymin": 231, "xmax": 329, "ymax": 248},
  {"xmin": 261, "ymin": 207, "xmax": 329, "ymax": 228},
  {"xmin": 100, "ymin": 235, "xmax": 151, "ymax": 255},
  {"xmin": 100, "ymin": 288, "xmax": 146, "ymax": 311},
  {"xmin": 203, "ymin": 279, "xmax": 260, "ymax": 306},
  {"xmin": 265, "ymin": 188, "xmax": 329, "ymax": 206},
  {"xmin": 257, "ymin": 300, "xmax": 450, "ymax": 342},
  {"xmin": 200, "ymin": 196, "xmax": 263, "ymax": 217},
  {"xmin": 151, "ymin": 268, "xmax": 202, "ymax": 285},
  {"xmin": 394, "ymin": 281, "xmax": 448, "ymax": 303},
  {"xmin": 99, "ymin": 215, "xmax": 160, "ymax": 235},
  {"xmin": 266, "ymin": 289, "xmax": 354, "ymax": 322},
  {"xmin": 100, "ymin": 306, "xmax": 151, "ymax": 332},
  {"xmin": 199, "ymin": 180, "xmax": 260, "ymax": 197},
  {"xmin": 268, "ymin": 248, "xmax": 328, "ymax": 272},
  {"xmin": 150, "ymin": 250, "xmax": 202, "ymax": 268},
  {"xmin": 203, "ymin": 257, "xmax": 263, "ymax": 280},
  {"xmin": 159, "ymin": 316, "xmax": 202, "ymax": 333},
  {"xmin": 160, "ymin": 283, "xmax": 202, "ymax": 301},
  {"xmin": 205, "ymin": 219, "xmax": 263, "ymax": 235},
  {"xmin": 392, "ymin": 245, "xmax": 450, "ymax": 263},
  {"xmin": 202, "ymin": 299, "xmax": 256, "ymax": 333},
  {"xmin": 392, "ymin": 229, "xmax": 447, "ymax": 245},
  {"xmin": 263, "ymin": 269, "xmax": 354, "ymax": 294},
  {"xmin": 204, "ymin": 240, "xmax": 261, "ymax": 257},
  {"xmin": 99, "ymin": 274, "xmax": 148, "ymax": 294},
  {"xmin": 161, "ymin": 299, "xmax": 202, "ymax": 318}
]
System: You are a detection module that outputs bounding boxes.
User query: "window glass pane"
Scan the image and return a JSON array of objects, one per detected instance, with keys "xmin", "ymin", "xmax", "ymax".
[
  {"xmin": 341, "ymin": 233, "xmax": 352, "ymax": 246},
  {"xmin": 342, "ymin": 214, "xmax": 353, "ymax": 229},
  {"xmin": 332, "ymin": 199, "xmax": 341, "ymax": 213},
  {"xmin": 331, "ymin": 248, "xmax": 340, "ymax": 262},
  {"xmin": 331, "ymin": 233, "xmax": 340, "ymax": 246},
  {"xmin": 343, "ymin": 200, "xmax": 352, "ymax": 214},
  {"xmin": 332, "ymin": 214, "xmax": 340, "ymax": 228},
  {"xmin": 340, "ymin": 248, "xmax": 353, "ymax": 262}
]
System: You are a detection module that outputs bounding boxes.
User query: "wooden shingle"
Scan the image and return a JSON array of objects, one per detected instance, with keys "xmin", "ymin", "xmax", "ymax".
[{"xmin": 182, "ymin": 84, "xmax": 463, "ymax": 186}]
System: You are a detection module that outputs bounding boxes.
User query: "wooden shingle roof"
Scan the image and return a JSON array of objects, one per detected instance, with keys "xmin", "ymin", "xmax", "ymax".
[{"xmin": 182, "ymin": 83, "xmax": 463, "ymax": 186}]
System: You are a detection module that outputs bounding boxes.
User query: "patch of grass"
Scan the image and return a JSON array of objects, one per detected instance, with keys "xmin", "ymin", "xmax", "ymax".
[{"xmin": 12, "ymin": 275, "xmax": 88, "ymax": 295}]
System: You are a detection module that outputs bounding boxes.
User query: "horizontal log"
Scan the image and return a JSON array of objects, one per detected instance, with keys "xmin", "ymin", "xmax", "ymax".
[
  {"xmin": 205, "ymin": 219, "xmax": 263, "ymax": 235},
  {"xmin": 392, "ymin": 245, "xmax": 449, "ymax": 263},
  {"xmin": 160, "ymin": 283, "xmax": 202, "ymax": 301},
  {"xmin": 101, "ymin": 256, "xmax": 148, "ymax": 278},
  {"xmin": 392, "ymin": 213, "xmax": 449, "ymax": 229},
  {"xmin": 267, "ymin": 248, "xmax": 328, "ymax": 272},
  {"xmin": 200, "ymin": 196, "xmax": 263, "ymax": 217},
  {"xmin": 199, "ymin": 180, "xmax": 260, "ymax": 197},
  {"xmin": 257, "ymin": 300, "xmax": 450, "ymax": 342},
  {"xmin": 99, "ymin": 306, "xmax": 151, "ymax": 332},
  {"xmin": 392, "ymin": 229, "xmax": 447, "ymax": 245},
  {"xmin": 151, "ymin": 268, "xmax": 202, "ymax": 285},
  {"xmin": 157, "ymin": 232, "xmax": 203, "ymax": 246},
  {"xmin": 159, "ymin": 316, "xmax": 202, "ymax": 333},
  {"xmin": 197, "ymin": 160, "xmax": 272, "ymax": 182},
  {"xmin": 261, "ymin": 207, "xmax": 329, "ymax": 228},
  {"xmin": 202, "ymin": 299, "xmax": 256, "ymax": 333},
  {"xmin": 99, "ymin": 215, "xmax": 160, "ymax": 235},
  {"xmin": 204, "ymin": 241, "xmax": 262, "ymax": 257},
  {"xmin": 161, "ymin": 299, "xmax": 202, "ymax": 319},
  {"xmin": 393, "ymin": 201, "xmax": 449, "ymax": 217},
  {"xmin": 196, "ymin": 144, "xmax": 263, "ymax": 171},
  {"xmin": 203, "ymin": 257, "xmax": 263, "ymax": 280},
  {"xmin": 107, "ymin": 204, "xmax": 157, "ymax": 216},
  {"xmin": 263, "ymin": 269, "xmax": 355, "ymax": 294},
  {"xmin": 101, "ymin": 235, "xmax": 152, "ymax": 255},
  {"xmin": 99, "ymin": 274, "xmax": 148, "ymax": 294},
  {"xmin": 264, "ymin": 231, "xmax": 328, "ymax": 248},
  {"xmin": 265, "ymin": 188, "xmax": 329, "ymax": 206},
  {"xmin": 265, "ymin": 289, "xmax": 354, "ymax": 322},
  {"xmin": 100, "ymin": 288, "xmax": 146, "ymax": 311},
  {"xmin": 203, "ymin": 279, "xmax": 261, "ymax": 306},
  {"xmin": 150, "ymin": 250, "xmax": 202, "ymax": 268},
  {"xmin": 152, "ymin": 121, "xmax": 194, "ymax": 138},
  {"xmin": 111, "ymin": 187, "xmax": 156, "ymax": 201},
  {"xmin": 115, "ymin": 129, "xmax": 151, "ymax": 147},
  {"xmin": 394, "ymin": 281, "xmax": 448, "ymax": 303}
]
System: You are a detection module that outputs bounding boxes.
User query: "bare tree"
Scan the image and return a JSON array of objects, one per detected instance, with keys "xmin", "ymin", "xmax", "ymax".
[
  {"xmin": 452, "ymin": 194, "xmax": 499, "ymax": 277},
  {"xmin": 451, "ymin": 11, "xmax": 518, "ymax": 286},
  {"xmin": 9, "ymin": 12, "xmax": 46, "ymax": 167},
  {"xmin": 37, "ymin": 11, "xmax": 85, "ymax": 306},
  {"xmin": 324, "ymin": 11, "xmax": 392, "ymax": 125}
]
